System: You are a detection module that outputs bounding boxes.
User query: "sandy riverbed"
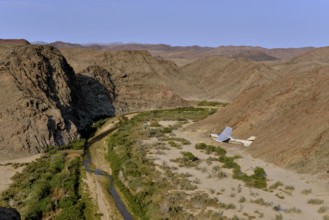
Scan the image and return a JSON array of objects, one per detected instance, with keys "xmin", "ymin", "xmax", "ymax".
[{"xmin": 148, "ymin": 120, "xmax": 329, "ymax": 220}]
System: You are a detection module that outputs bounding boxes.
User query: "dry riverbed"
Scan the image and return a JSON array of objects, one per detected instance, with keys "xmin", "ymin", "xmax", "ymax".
[
  {"xmin": 83, "ymin": 117, "xmax": 123, "ymax": 220},
  {"xmin": 2, "ymin": 111, "xmax": 327, "ymax": 220},
  {"xmin": 145, "ymin": 120, "xmax": 329, "ymax": 220}
]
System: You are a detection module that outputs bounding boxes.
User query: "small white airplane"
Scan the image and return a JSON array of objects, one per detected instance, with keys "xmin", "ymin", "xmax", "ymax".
[{"xmin": 210, "ymin": 126, "xmax": 256, "ymax": 147}]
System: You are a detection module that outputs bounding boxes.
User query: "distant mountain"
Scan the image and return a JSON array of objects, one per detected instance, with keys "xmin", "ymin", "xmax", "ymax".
[
  {"xmin": 0, "ymin": 39, "xmax": 30, "ymax": 46},
  {"xmin": 264, "ymin": 47, "xmax": 314, "ymax": 60},
  {"xmin": 205, "ymin": 46, "xmax": 278, "ymax": 61},
  {"xmin": 49, "ymin": 41, "xmax": 83, "ymax": 48},
  {"xmin": 180, "ymin": 56, "xmax": 275, "ymax": 102},
  {"xmin": 31, "ymin": 41, "xmax": 48, "ymax": 45},
  {"xmin": 290, "ymin": 46, "xmax": 329, "ymax": 64},
  {"xmin": 47, "ymin": 41, "xmax": 315, "ymax": 66},
  {"xmin": 207, "ymin": 46, "xmax": 314, "ymax": 61}
]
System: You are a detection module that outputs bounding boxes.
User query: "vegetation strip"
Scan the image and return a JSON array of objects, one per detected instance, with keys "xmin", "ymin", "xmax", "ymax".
[
  {"xmin": 107, "ymin": 107, "xmax": 217, "ymax": 219},
  {"xmin": 0, "ymin": 141, "xmax": 94, "ymax": 219},
  {"xmin": 83, "ymin": 138, "xmax": 135, "ymax": 220}
]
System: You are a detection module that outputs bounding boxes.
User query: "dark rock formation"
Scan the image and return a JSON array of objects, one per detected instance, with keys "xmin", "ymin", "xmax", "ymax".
[
  {"xmin": 0, "ymin": 207, "xmax": 21, "ymax": 220},
  {"xmin": 0, "ymin": 41, "xmax": 188, "ymax": 158},
  {"xmin": 59, "ymin": 49, "xmax": 189, "ymax": 114},
  {"xmin": 76, "ymin": 65, "xmax": 116, "ymax": 128},
  {"xmin": 0, "ymin": 44, "xmax": 80, "ymax": 158}
]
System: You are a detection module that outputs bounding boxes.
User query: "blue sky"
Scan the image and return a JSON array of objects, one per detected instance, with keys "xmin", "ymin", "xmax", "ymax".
[{"xmin": 1, "ymin": 0, "xmax": 329, "ymax": 48}]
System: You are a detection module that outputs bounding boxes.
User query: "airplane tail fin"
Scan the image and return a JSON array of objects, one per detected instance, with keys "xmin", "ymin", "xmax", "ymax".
[
  {"xmin": 243, "ymin": 141, "xmax": 253, "ymax": 147},
  {"xmin": 242, "ymin": 136, "xmax": 256, "ymax": 147},
  {"xmin": 247, "ymin": 136, "xmax": 256, "ymax": 141}
]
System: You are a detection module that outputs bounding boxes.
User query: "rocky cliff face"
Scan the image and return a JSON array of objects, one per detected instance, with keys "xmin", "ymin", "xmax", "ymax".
[
  {"xmin": 0, "ymin": 44, "xmax": 80, "ymax": 158},
  {"xmin": 0, "ymin": 41, "xmax": 188, "ymax": 158},
  {"xmin": 191, "ymin": 53, "xmax": 329, "ymax": 174},
  {"xmin": 76, "ymin": 65, "xmax": 116, "ymax": 128},
  {"xmin": 59, "ymin": 49, "xmax": 188, "ymax": 113}
]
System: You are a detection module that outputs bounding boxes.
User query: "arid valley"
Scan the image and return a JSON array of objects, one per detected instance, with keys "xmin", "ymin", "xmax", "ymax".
[{"xmin": 0, "ymin": 38, "xmax": 328, "ymax": 220}]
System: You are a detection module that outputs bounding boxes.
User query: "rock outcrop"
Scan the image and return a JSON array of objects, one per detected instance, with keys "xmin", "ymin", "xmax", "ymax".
[
  {"xmin": 180, "ymin": 56, "xmax": 275, "ymax": 102},
  {"xmin": 0, "ymin": 207, "xmax": 21, "ymax": 220},
  {"xmin": 0, "ymin": 41, "xmax": 188, "ymax": 158},
  {"xmin": 191, "ymin": 50, "xmax": 329, "ymax": 174},
  {"xmin": 76, "ymin": 65, "xmax": 116, "ymax": 128},
  {"xmin": 59, "ymin": 49, "xmax": 189, "ymax": 113},
  {"xmin": 0, "ymin": 44, "xmax": 80, "ymax": 158}
]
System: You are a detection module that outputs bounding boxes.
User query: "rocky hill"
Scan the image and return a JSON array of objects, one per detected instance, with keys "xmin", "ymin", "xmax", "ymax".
[
  {"xmin": 290, "ymin": 46, "xmax": 329, "ymax": 64},
  {"xmin": 180, "ymin": 56, "xmax": 276, "ymax": 102},
  {"xmin": 104, "ymin": 44, "xmax": 314, "ymax": 65},
  {"xmin": 206, "ymin": 46, "xmax": 314, "ymax": 61},
  {"xmin": 205, "ymin": 46, "xmax": 278, "ymax": 61},
  {"xmin": 190, "ymin": 51, "xmax": 329, "ymax": 174},
  {"xmin": 0, "ymin": 41, "xmax": 189, "ymax": 158},
  {"xmin": 59, "ymin": 48, "xmax": 189, "ymax": 113},
  {"xmin": 47, "ymin": 42, "xmax": 314, "ymax": 67},
  {"xmin": 0, "ymin": 44, "xmax": 81, "ymax": 159},
  {"xmin": 0, "ymin": 39, "xmax": 30, "ymax": 47},
  {"xmin": 49, "ymin": 41, "xmax": 83, "ymax": 49},
  {"xmin": 76, "ymin": 65, "xmax": 116, "ymax": 128},
  {"xmin": 2, "ymin": 39, "xmax": 327, "ymax": 175}
]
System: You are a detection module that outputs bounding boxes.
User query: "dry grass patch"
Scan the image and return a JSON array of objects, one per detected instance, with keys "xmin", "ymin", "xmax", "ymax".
[
  {"xmin": 318, "ymin": 206, "xmax": 328, "ymax": 214},
  {"xmin": 301, "ymin": 188, "xmax": 312, "ymax": 195},
  {"xmin": 308, "ymin": 199, "xmax": 324, "ymax": 205},
  {"xmin": 285, "ymin": 206, "xmax": 302, "ymax": 214}
]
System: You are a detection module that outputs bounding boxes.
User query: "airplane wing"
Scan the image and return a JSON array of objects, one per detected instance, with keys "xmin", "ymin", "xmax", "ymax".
[{"xmin": 216, "ymin": 126, "xmax": 232, "ymax": 142}]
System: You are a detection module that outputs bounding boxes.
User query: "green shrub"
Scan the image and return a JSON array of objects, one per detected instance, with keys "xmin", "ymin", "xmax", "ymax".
[
  {"xmin": 249, "ymin": 167, "xmax": 267, "ymax": 188},
  {"xmin": 168, "ymin": 141, "xmax": 181, "ymax": 149},
  {"xmin": 219, "ymin": 156, "xmax": 240, "ymax": 169},
  {"xmin": 181, "ymin": 152, "xmax": 198, "ymax": 162},
  {"xmin": 39, "ymin": 197, "xmax": 52, "ymax": 213},
  {"xmin": 147, "ymin": 128, "xmax": 163, "ymax": 137},
  {"xmin": 24, "ymin": 202, "xmax": 42, "ymax": 220},
  {"xmin": 0, "ymin": 152, "xmax": 85, "ymax": 219},
  {"xmin": 162, "ymin": 127, "xmax": 173, "ymax": 133},
  {"xmin": 92, "ymin": 118, "xmax": 108, "ymax": 129},
  {"xmin": 106, "ymin": 108, "xmax": 220, "ymax": 219},
  {"xmin": 150, "ymin": 120, "xmax": 160, "ymax": 127},
  {"xmin": 195, "ymin": 143, "xmax": 207, "ymax": 150},
  {"xmin": 195, "ymin": 143, "xmax": 226, "ymax": 156},
  {"xmin": 197, "ymin": 100, "xmax": 224, "ymax": 107},
  {"xmin": 65, "ymin": 139, "xmax": 86, "ymax": 150},
  {"xmin": 54, "ymin": 202, "xmax": 85, "ymax": 220},
  {"xmin": 253, "ymin": 167, "xmax": 266, "ymax": 179},
  {"xmin": 214, "ymin": 147, "xmax": 227, "ymax": 156}
]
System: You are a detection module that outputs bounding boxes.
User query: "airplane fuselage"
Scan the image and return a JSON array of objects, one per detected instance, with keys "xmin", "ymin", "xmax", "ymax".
[{"xmin": 210, "ymin": 133, "xmax": 254, "ymax": 147}]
